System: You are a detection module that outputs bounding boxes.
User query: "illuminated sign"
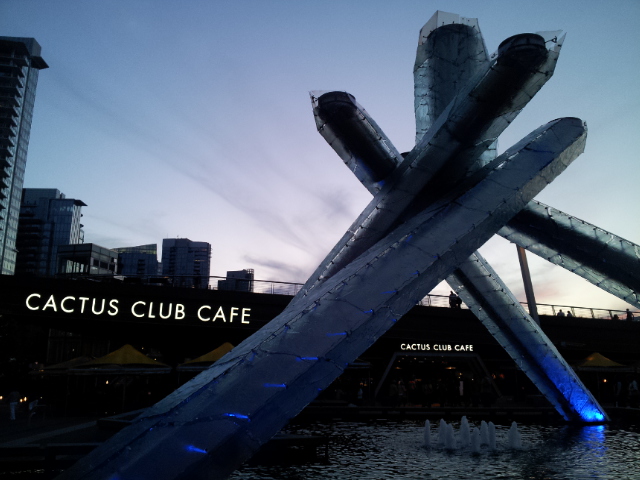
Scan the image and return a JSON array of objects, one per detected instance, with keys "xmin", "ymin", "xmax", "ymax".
[
  {"xmin": 400, "ymin": 343, "xmax": 473, "ymax": 352},
  {"xmin": 24, "ymin": 293, "xmax": 251, "ymax": 324}
]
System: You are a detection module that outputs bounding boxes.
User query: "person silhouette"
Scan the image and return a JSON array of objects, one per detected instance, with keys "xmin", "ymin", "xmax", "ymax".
[
  {"xmin": 449, "ymin": 291, "xmax": 457, "ymax": 308},
  {"xmin": 8, "ymin": 390, "xmax": 20, "ymax": 421}
]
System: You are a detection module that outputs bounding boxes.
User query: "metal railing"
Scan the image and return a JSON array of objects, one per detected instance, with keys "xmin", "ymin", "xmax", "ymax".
[
  {"xmin": 59, "ymin": 272, "xmax": 639, "ymax": 321},
  {"xmin": 522, "ymin": 303, "xmax": 636, "ymax": 321},
  {"xmin": 214, "ymin": 277, "xmax": 637, "ymax": 319}
]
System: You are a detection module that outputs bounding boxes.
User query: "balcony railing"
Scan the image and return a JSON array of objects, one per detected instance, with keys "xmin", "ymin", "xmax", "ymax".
[{"xmin": 55, "ymin": 272, "xmax": 639, "ymax": 321}]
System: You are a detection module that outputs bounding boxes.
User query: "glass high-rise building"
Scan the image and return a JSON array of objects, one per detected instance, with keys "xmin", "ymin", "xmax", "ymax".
[
  {"xmin": 16, "ymin": 188, "xmax": 86, "ymax": 276},
  {"xmin": 0, "ymin": 37, "xmax": 48, "ymax": 274},
  {"xmin": 113, "ymin": 244, "xmax": 160, "ymax": 276},
  {"xmin": 161, "ymin": 238, "xmax": 211, "ymax": 289},
  {"xmin": 218, "ymin": 269, "xmax": 254, "ymax": 292},
  {"xmin": 56, "ymin": 243, "xmax": 117, "ymax": 276}
]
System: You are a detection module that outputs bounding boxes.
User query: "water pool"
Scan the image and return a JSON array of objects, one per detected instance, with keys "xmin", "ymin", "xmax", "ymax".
[{"xmin": 230, "ymin": 418, "xmax": 640, "ymax": 479}]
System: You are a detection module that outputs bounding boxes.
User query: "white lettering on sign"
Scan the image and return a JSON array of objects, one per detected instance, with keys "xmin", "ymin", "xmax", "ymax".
[
  {"xmin": 79, "ymin": 297, "xmax": 90, "ymax": 313},
  {"xmin": 400, "ymin": 344, "xmax": 430, "ymax": 351},
  {"xmin": 197, "ymin": 305, "xmax": 211, "ymax": 321},
  {"xmin": 197, "ymin": 305, "xmax": 251, "ymax": 323},
  {"xmin": 433, "ymin": 344, "xmax": 451, "ymax": 351},
  {"xmin": 43, "ymin": 295, "xmax": 57, "ymax": 311},
  {"xmin": 24, "ymin": 293, "xmax": 250, "ymax": 324},
  {"xmin": 130, "ymin": 302, "xmax": 185, "ymax": 320},
  {"xmin": 212, "ymin": 306, "xmax": 226, "ymax": 322},
  {"xmin": 455, "ymin": 344, "xmax": 473, "ymax": 352},
  {"xmin": 26, "ymin": 293, "xmax": 41, "ymax": 310},
  {"xmin": 25, "ymin": 294, "xmax": 120, "ymax": 316},
  {"xmin": 400, "ymin": 343, "xmax": 473, "ymax": 352},
  {"xmin": 61, "ymin": 296, "xmax": 75, "ymax": 313},
  {"xmin": 131, "ymin": 301, "xmax": 145, "ymax": 318}
]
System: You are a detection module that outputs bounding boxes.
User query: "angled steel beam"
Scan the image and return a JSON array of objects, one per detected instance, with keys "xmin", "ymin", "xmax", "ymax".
[
  {"xmin": 413, "ymin": 11, "xmax": 495, "ymax": 163},
  {"xmin": 447, "ymin": 251, "xmax": 607, "ymax": 422},
  {"xmin": 312, "ymin": 92, "xmax": 607, "ymax": 421},
  {"xmin": 501, "ymin": 201, "xmax": 640, "ymax": 309},
  {"xmin": 58, "ymin": 13, "xmax": 619, "ymax": 480},
  {"xmin": 309, "ymin": 13, "xmax": 609, "ymax": 424},
  {"xmin": 517, "ymin": 244, "xmax": 541, "ymax": 323},
  {"xmin": 301, "ymin": 32, "xmax": 560, "ymax": 299},
  {"xmin": 413, "ymin": 14, "xmax": 639, "ymax": 309},
  {"xmin": 311, "ymin": 91, "xmax": 403, "ymax": 195},
  {"xmin": 402, "ymin": 12, "xmax": 608, "ymax": 421},
  {"xmin": 57, "ymin": 117, "xmax": 584, "ymax": 480}
]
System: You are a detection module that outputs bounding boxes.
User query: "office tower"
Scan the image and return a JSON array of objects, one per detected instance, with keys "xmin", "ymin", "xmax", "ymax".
[
  {"xmin": 217, "ymin": 269, "xmax": 254, "ymax": 292},
  {"xmin": 113, "ymin": 244, "xmax": 160, "ymax": 276},
  {"xmin": 0, "ymin": 37, "xmax": 48, "ymax": 274},
  {"xmin": 56, "ymin": 243, "xmax": 117, "ymax": 276},
  {"xmin": 161, "ymin": 238, "xmax": 211, "ymax": 288},
  {"xmin": 15, "ymin": 188, "xmax": 85, "ymax": 276}
]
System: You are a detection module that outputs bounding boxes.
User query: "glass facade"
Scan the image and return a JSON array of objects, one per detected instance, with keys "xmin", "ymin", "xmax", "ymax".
[
  {"xmin": 56, "ymin": 243, "xmax": 117, "ymax": 276},
  {"xmin": 113, "ymin": 244, "xmax": 160, "ymax": 276},
  {"xmin": 16, "ymin": 188, "xmax": 86, "ymax": 276},
  {"xmin": 161, "ymin": 238, "xmax": 211, "ymax": 289},
  {"xmin": 217, "ymin": 269, "xmax": 254, "ymax": 292},
  {"xmin": 0, "ymin": 37, "xmax": 48, "ymax": 275}
]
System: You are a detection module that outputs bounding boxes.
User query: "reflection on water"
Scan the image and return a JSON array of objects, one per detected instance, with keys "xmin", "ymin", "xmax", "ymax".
[{"xmin": 230, "ymin": 419, "xmax": 640, "ymax": 480}]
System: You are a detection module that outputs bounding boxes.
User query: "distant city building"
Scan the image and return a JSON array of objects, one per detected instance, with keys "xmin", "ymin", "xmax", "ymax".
[
  {"xmin": 218, "ymin": 269, "xmax": 254, "ymax": 292},
  {"xmin": 113, "ymin": 244, "xmax": 160, "ymax": 276},
  {"xmin": 0, "ymin": 37, "xmax": 48, "ymax": 274},
  {"xmin": 161, "ymin": 238, "xmax": 211, "ymax": 289},
  {"xmin": 15, "ymin": 188, "xmax": 86, "ymax": 276},
  {"xmin": 56, "ymin": 243, "xmax": 117, "ymax": 276}
]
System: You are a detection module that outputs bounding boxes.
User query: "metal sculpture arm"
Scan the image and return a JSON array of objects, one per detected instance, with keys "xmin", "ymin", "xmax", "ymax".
[
  {"xmin": 58, "ymin": 117, "xmax": 589, "ymax": 480},
  {"xmin": 312, "ymin": 92, "xmax": 607, "ymax": 423},
  {"xmin": 447, "ymin": 251, "xmax": 606, "ymax": 422},
  {"xmin": 414, "ymin": 13, "xmax": 638, "ymax": 309},
  {"xmin": 300, "ymin": 33, "xmax": 560, "ymax": 300},
  {"xmin": 57, "ymin": 13, "xmax": 618, "ymax": 480},
  {"xmin": 501, "ymin": 201, "xmax": 640, "ymax": 308},
  {"xmin": 311, "ymin": 91, "xmax": 403, "ymax": 195}
]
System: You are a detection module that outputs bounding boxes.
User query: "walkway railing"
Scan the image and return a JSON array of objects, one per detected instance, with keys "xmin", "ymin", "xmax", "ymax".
[
  {"xmin": 521, "ymin": 303, "xmax": 636, "ymax": 321},
  {"xmin": 212, "ymin": 276, "xmax": 637, "ymax": 320},
  {"xmin": 60, "ymin": 273, "xmax": 639, "ymax": 321}
]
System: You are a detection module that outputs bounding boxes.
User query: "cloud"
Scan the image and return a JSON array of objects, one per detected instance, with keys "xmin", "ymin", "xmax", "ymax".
[
  {"xmin": 82, "ymin": 213, "xmax": 166, "ymax": 249},
  {"xmin": 243, "ymin": 255, "xmax": 310, "ymax": 284}
]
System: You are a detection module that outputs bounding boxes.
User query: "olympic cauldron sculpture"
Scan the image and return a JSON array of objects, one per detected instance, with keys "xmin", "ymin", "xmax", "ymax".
[{"xmin": 60, "ymin": 11, "xmax": 640, "ymax": 480}]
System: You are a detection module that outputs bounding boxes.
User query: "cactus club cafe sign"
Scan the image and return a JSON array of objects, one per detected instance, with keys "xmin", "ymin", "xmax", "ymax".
[
  {"xmin": 400, "ymin": 343, "xmax": 474, "ymax": 352},
  {"xmin": 23, "ymin": 293, "xmax": 252, "ymax": 324}
]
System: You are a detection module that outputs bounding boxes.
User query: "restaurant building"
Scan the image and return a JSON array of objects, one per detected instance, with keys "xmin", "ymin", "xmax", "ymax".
[{"xmin": 0, "ymin": 274, "xmax": 638, "ymax": 413}]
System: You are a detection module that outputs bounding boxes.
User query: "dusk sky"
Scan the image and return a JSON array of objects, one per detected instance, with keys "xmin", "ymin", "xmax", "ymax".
[{"xmin": 2, "ymin": 1, "xmax": 639, "ymax": 311}]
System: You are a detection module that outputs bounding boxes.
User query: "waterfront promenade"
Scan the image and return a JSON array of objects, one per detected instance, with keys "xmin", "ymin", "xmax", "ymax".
[
  {"xmin": 1, "ymin": 401, "xmax": 639, "ymax": 477},
  {"xmin": 0, "ymin": 273, "xmax": 638, "ymax": 476}
]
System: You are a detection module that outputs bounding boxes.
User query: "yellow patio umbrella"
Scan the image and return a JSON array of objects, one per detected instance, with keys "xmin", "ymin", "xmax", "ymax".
[
  {"xmin": 575, "ymin": 352, "xmax": 626, "ymax": 369},
  {"xmin": 70, "ymin": 344, "xmax": 170, "ymax": 374},
  {"xmin": 177, "ymin": 342, "xmax": 234, "ymax": 372}
]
